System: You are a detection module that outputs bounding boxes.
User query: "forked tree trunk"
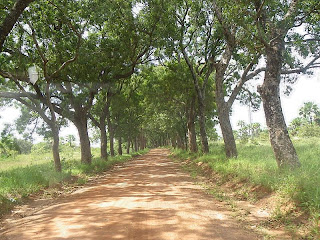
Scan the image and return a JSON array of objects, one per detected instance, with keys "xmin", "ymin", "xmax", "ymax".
[
  {"xmin": 74, "ymin": 115, "xmax": 92, "ymax": 164},
  {"xmin": 258, "ymin": 41, "xmax": 300, "ymax": 169},
  {"xmin": 187, "ymin": 97, "xmax": 198, "ymax": 152}
]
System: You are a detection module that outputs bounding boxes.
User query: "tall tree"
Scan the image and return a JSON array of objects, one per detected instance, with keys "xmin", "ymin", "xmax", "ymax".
[
  {"xmin": 251, "ymin": 0, "xmax": 320, "ymax": 168},
  {"xmin": 173, "ymin": 0, "xmax": 217, "ymax": 153},
  {"xmin": 0, "ymin": 0, "xmax": 84, "ymax": 168}
]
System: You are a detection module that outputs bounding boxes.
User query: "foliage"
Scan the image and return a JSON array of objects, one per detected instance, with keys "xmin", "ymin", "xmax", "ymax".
[
  {"xmin": 0, "ymin": 124, "xmax": 32, "ymax": 157},
  {"xmin": 235, "ymin": 121, "xmax": 262, "ymax": 143},
  {"xmin": 297, "ymin": 124, "xmax": 320, "ymax": 138},
  {"xmin": 298, "ymin": 102, "xmax": 320, "ymax": 124},
  {"xmin": 289, "ymin": 102, "xmax": 320, "ymax": 137}
]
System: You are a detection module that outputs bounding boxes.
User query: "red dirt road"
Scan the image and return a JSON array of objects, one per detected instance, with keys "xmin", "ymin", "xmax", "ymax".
[{"xmin": 0, "ymin": 149, "xmax": 260, "ymax": 240}]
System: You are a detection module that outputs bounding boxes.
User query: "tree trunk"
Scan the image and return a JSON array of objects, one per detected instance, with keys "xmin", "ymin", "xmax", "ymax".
[
  {"xmin": 176, "ymin": 134, "xmax": 184, "ymax": 149},
  {"xmin": 258, "ymin": 41, "xmax": 301, "ymax": 169},
  {"xmin": 118, "ymin": 136, "xmax": 122, "ymax": 156},
  {"xmin": 171, "ymin": 137, "xmax": 177, "ymax": 148},
  {"xmin": 134, "ymin": 137, "xmax": 138, "ymax": 152},
  {"xmin": 109, "ymin": 127, "xmax": 115, "ymax": 156},
  {"xmin": 187, "ymin": 97, "xmax": 198, "ymax": 152},
  {"xmin": 74, "ymin": 115, "xmax": 92, "ymax": 164},
  {"xmin": 100, "ymin": 121, "xmax": 108, "ymax": 160},
  {"xmin": 214, "ymin": 63, "xmax": 238, "ymax": 158},
  {"xmin": 217, "ymin": 101, "xmax": 237, "ymax": 158},
  {"xmin": 198, "ymin": 101, "xmax": 209, "ymax": 153},
  {"xmin": 51, "ymin": 125, "xmax": 61, "ymax": 172},
  {"xmin": 127, "ymin": 139, "xmax": 130, "ymax": 154}
]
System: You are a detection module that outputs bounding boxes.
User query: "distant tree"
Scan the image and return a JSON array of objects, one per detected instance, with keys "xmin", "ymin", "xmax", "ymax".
[
  {"xmin": 66, "ymin": 134, "xmax": 76, "ymax": 147},
  {"xmin": 299, "ymin": 102, "xmax": 320, "ymax": 124},
  {"xmin": 14, "ymin": 139, "xmax": 33, "ymax": 154},
  {"xmin": 289, "ymin": 117, "xmax": 304, "ymax": 136},
  {"xmin": 0, "ymin": 124, "xmax": 19, "ymax": 156}
]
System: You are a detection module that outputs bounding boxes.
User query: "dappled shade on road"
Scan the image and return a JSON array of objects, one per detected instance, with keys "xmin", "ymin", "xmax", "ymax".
[{"xmin": 1, "ymin": 149, "xmax": 259, "ymax": 240}]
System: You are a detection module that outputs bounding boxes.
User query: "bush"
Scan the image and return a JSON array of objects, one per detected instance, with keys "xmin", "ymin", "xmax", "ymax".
[
  {"xmin": 31, "ymin": 142, "xmax": 51, "ymax": 154},
  {"xmin": 297, "ymin": 124, "xmax": 320, "ymax": 137}
]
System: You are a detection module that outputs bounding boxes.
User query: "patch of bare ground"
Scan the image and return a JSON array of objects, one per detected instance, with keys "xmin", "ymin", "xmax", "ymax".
[
  {"xmin": 1, "ymin": 149, "xmax": 262, "ymax": 240},
  {"xmin": 183, "ymin": 159, "xmax": 315, "ymax": 239}
]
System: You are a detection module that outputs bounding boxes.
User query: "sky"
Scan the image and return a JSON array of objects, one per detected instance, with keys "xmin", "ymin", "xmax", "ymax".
[
  {"xmin": 230, "ymin": 69, "xmax": 320, "ymax": 130},
  {"xmin": 0, "ymin": 70, "xmax": 319, "ymax": 142}
]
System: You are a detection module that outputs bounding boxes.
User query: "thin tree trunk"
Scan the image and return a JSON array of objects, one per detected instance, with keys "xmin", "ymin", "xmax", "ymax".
[
  {"xmin": 100, "ymin": 121, "xmax": 108, "ymax": 160},
  {"xmin": 172, "ymin": 137, "xmax": 177, "ymax": 148},
  {"xmin": 176, "ymin": 134, "xmax": 184, "ymax": 149},
  {"xmin": 118, "ymin": 136, "xmax": 122, "ymax": 156},
  {"xmin": 127, "ymin": 139, "xmax": 130, "ymax": 154},
  {"xmin": 198, "ymin": 101, "xmax": 209, "ymax": 153},
  {"xmin": 134, "ymin": 137, "xmax": 138, "ymax": 152},
  {"xmin": 187, "ymin": 97, "xmax": 198, "ymax": 152},
  {"xmin": 258, "ymin": 41, "xmax": 300, "ymax": 169},
  {"xmin": 109, "ymin": 127, "xmax": 115, "ymax": 156},
  {"xmin": 51, "ymin": 125, "xmax": 61, "ymax": 172}
]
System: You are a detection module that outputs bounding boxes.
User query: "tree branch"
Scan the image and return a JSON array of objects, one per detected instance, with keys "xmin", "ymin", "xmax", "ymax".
[
  {"xmin": 281, "ymin": 55, "xmax": 320, "ymax": 74},
  {"xmin": 0, "ymin": 0, "xmax": 35, "ymax": 50},
  {"xmin": 0, "ymin": 91, "xmax": 38, "ymax": 99}
]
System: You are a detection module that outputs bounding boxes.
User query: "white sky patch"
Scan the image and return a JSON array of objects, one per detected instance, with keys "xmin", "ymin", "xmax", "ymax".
[{"xmin": 132, "ymin": 3, "xmax": 144, "ymax": 18}]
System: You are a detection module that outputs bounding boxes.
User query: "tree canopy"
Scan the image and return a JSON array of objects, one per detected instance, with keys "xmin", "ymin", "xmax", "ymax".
[{"xmin": 0, "ymin": 0, "xmax": 319, "ymax": 171}]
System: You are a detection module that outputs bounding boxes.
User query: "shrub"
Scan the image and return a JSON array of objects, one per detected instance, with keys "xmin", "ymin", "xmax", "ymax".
[{"xmin": 298, "ymin": 124, "xmax": 320, "ymax": 137}]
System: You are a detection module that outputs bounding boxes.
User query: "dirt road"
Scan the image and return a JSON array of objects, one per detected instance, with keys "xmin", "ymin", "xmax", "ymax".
[{"xmin": 0, "ymin": 149, "xmax": 260, "ymax": 240}]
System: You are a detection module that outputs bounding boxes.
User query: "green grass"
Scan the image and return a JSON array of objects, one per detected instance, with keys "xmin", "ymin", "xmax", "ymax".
[
  {"xmin": 0, "ymin": 146, "xmax": 149, "ymax": 216},
  {"xmin": 172, "ymin": 137, "xmax": 320, "ymax": 235}
]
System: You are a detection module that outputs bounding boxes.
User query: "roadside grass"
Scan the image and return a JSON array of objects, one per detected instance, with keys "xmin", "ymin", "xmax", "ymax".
[
  {"xmin": 0, "ymin": 146, "xmax": 149, "ymax": 217},
  {"xmin": 172, "ymin": 137, "xmax": 320, "ymax": 237}
]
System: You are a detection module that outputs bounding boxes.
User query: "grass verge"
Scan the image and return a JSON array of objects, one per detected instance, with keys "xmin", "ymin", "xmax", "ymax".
[{"xmin": 171, "ymin": 138, "xmax": 320, "ymax": 239}]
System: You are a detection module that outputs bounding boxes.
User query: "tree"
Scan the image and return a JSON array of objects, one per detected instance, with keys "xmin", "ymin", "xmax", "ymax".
[
  {"xmin": 65, "ymin": 134, "xmax": 76, "ymax": 147},
  {"xmin": 249, "ymin": 0, "xmax": 320, "ymax": 169},
  {"xmin": 0, "ymin": 0, "xmax": 84, "ymax": 170},
  {"xmin": 86, "ymin": 0, "xmax": 169, "ymax": 159},
  {"xmin": 299, "ymin": 102, "xmax": 320, "ymax": 124},
  {"xmin": 0, "ymin": 124, "xmax": 19, "ymax": 157},
  {"xmin": 173, "ymin": 0, "xmax": 217, "ymax": 153}
]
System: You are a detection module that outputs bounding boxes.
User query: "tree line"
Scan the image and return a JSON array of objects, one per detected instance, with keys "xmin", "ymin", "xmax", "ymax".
[{"xmin": 0, "ymin": 0, "xmax": 319, "ymax": 172}]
